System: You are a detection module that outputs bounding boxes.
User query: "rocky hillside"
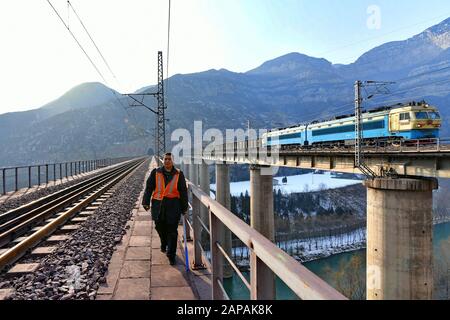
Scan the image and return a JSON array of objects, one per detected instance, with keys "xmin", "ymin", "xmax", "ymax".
[{"xmin": 1, "ymin": 18, "xmax": 450, "ymax": 166}]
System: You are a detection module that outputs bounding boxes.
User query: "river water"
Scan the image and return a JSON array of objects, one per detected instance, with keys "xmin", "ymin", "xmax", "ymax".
[{"xmin": 224, "ymin": 221, "xmax": 450, "ymax": 300}]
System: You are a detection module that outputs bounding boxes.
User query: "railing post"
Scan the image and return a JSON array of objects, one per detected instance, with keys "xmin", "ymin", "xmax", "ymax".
[
  {"xmin": 184, "ymin": 163, "xmax": 190, "ymax": 180},
  {"xmin": 184, "ymin": 213, "xmax": 192, "ymax": 242},
  {"xmin": 192, "ymin": 193, "xmax": 205, "ymax": 270},
  {"xmin": 45, "ymin": 164, "xmax": 48, "ymax": 184},
  {"xmin": 200, "ymin": 160, "xmax": 210, "ymax": 245},
  {"xmin": 65, "ymin": 163, "xmax": 68, "ymax": 179},
  {"xmin": 60, "ymin": 163, "xmax": 62, "ymax": 181},
  {"xmin": 189, "ymin": 159, "xmax": 198, "ymax": 187},
  {"xmin": 28, "ymin": 166, "xmax": 31, "ymax": 189},
  {"xmin": 14, "ymin": 167, "xmax": 18, "ymax": 192},
  {"xmin": 215, "ymin": 163, "xmax": 233, "ymax": 279},
  {"xmin": 53, "ymin": 164, "xmax": 56, "ymax": 183},
  {"xmin": 38, "ymin": 166, "xmax": 41, "ymax": 186},
  {"xmin": 210, "ymin": 209, "xmax": 225, "ymax": 300},
  {"xmin": 249, "ymin": 165, "xmax": 276, "ymax": 300},
  {"xmin": 2, "ymin": 169, "xmax": 5, "ymax": 195}
]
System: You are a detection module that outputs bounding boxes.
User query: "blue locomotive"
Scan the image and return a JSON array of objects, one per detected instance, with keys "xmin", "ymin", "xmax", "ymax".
[{"xmin": 262, "ymin": 102, "xmax": 441, "ymax": 147}]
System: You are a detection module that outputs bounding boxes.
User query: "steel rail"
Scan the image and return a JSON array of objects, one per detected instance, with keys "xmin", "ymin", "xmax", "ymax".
[
  {"xmin": 0, "ymin": 160, "xmax": 143, "ymax": 247},
  {"xmin": 0, "ymin": 158, "xmax": 146, "ymax": 271},
  {"xmin": 0, "ymin": 160, "xmax": 141, "ymax": 229},
  {"xmin": 0, "ymin": 158, "xmax": 141, "ymax": 224}
]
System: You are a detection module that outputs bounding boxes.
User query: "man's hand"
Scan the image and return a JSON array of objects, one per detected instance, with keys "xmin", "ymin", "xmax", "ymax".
[{"xmin": 143, "ymin": 205, "xmax": 150, "ymax": 211}]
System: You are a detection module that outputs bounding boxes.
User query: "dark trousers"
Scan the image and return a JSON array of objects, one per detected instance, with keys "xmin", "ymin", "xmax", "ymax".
[{"xmin": 155, "ymin": 216, "xmax": 179, "ymax": 258}]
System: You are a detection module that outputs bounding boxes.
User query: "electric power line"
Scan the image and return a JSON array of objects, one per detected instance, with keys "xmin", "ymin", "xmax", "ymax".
[
  {"xmin": 292, "ymin": 62, "xmax": 450, "ymax": 125},
  {"xmin": 46, "ymin": 0, "xmax": 108, "ymax": 83},
  {"xmin": 67, "ymin": 1, "xmax": 119, "ymax": 84},
  {"xmin": 46, "ymin": 0, "xmax": 150, "ymax": 139},
  {"xmin": 317, "ymin": 12, "xmax": 450, "ymax": 60},
  {"xmin": 167, "ymin": 0, "xmax": 171, "ymax": 84}
]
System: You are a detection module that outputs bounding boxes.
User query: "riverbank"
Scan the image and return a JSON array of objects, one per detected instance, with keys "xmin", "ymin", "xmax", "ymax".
[
  {"xmin": 232, "ymin": 218, "xmax": 450, "ymax": 269},
  {"xmin": 228, "ymin": 228, "xmax": 366, "ymax": 270}
]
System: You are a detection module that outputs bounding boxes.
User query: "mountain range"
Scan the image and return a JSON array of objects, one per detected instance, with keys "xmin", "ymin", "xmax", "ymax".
[{"xmin": 1, "ymin": 18, "xmax": 450, "ymax": 166}]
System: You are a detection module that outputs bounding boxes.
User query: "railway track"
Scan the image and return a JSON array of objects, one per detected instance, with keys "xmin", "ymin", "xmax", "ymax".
[{"xmin": 0, "ymin": 157, "xmax": 146, "ymax": 276}]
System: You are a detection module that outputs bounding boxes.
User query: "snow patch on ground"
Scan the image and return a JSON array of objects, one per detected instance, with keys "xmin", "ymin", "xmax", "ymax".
[
  {"xmin": 211, "ymin": 172, "xmax": 362, "ymax": 196},
  {"xmin": 204, "ymin": 228, "xmax": 367, "ymax": 267}
]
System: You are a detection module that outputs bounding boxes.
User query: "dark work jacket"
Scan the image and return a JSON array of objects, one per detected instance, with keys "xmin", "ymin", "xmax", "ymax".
[{"xmin": 142, "ymin": 166, "xmax": 188, "ymax": 225}]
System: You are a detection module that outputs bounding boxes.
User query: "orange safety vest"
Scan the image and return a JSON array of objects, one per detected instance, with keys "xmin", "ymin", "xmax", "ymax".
[{"xmin": 152, "ymin": 169, "xmax": 181, "ymax": 200}]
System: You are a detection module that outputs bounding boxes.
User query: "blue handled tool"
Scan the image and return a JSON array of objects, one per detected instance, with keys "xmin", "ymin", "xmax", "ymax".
[{"xmin": 182, "ymin": 215, "xmax": 190, "ymax": 272}]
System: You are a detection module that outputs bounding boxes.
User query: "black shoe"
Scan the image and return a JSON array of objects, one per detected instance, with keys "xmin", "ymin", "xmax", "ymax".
[
  {"xmin": 160, "ymin": 245, "xmax": 167, "ymax": 253},
  {"xmin": 168, "ymin": 256, "xmax": 176, "ymax": 265}
]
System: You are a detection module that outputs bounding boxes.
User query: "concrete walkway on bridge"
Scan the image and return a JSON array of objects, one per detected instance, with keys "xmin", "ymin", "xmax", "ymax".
[{"xmin": 96, "ymin": 159, "xmax": 211, "ymax": 300}]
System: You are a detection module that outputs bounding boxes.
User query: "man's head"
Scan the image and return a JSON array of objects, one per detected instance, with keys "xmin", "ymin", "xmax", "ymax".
[{"xmin": 163, "ymin": 152, "xmax": 174, "ymax": 171}]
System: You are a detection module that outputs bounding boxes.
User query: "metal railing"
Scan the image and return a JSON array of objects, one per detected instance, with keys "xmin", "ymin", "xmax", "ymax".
[
  {"xmin": 211, "ymin": 138, "xmax": 450, "ymax": 156},
  {"xmin": 0, "ymin": 156, "xmax": 137, "ymax": 195},
  {"xmin": 185, "ymin": 180, "xmax": 347, "ymax": 300}
]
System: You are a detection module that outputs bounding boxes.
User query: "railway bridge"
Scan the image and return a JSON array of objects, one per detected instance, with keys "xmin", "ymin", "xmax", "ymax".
[
  {"xmin": 183, "ymin": 138, "xmax": 450, "ymax": 300},
  {"xmin": 0, "ymin": 139, "xmax": 449, "ymax": 300}
]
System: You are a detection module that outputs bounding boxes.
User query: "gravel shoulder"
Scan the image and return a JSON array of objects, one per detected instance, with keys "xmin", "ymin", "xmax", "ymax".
[
  {"xmin": 0, "ymin": 166, "xmax": 129, "ymax": 214},
  {"xmin": 0, "ymin": 159, "xmax": 150, "ymax": 300}
]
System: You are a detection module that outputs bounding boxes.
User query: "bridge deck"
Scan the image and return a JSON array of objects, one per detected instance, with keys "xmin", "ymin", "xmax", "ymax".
[{"xmin": 204, "ymin": 143, "xmax": 450, "ymax": 179}]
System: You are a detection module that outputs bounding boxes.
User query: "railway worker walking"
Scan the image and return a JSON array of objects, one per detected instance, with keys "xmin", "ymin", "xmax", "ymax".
[{"xmin": 142, "ymin": 153, "xmax": 189, "ymax": 265}]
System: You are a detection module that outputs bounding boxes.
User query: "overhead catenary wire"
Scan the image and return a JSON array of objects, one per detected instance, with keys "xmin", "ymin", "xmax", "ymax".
[
  {"xmin": 46, "ymin": 0, "xmax": 150, "ymax": 139},
  {"xmin": 46, "ymin": 0, "xmax": 108, "ymax": 84},
  {"xmin": 290, "ymin": 61, "xmax": 450, "ymax": 126},
  {"xmin": 65, "ymin": 0, "xmax": 127, "ymax": 110},
  {"xmin": 166, "ymin": 0, "xmax": 171, "ymax": 86},
  {"xmin": 316, "ymin": 11, "xmax": 450, "ymax": 61},
  {"xmin": 67, "ymin": 0, "xmax": 119, "ymax": 84}
]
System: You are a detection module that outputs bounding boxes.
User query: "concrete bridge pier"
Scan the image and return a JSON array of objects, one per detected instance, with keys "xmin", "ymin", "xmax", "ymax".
[
  {"xmin": 250, "ymin": 165, "xmax": 276, "ymax": 300},
  {"xmin": 365, "ymin": 177, "xmax": 438, "ymax": 300},
  {"xmin": 215, "ymin": 163, "xmax": 233, "ymax": 279}
]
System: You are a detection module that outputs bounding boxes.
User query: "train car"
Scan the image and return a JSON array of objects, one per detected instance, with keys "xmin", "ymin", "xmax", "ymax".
[
  {"xmin": 261, "ymin": 101, "xmax": 441, "ymax": 148},
  {"xmin": 261, "ymin": 125, "xmax": 307, "ymax": 147}
]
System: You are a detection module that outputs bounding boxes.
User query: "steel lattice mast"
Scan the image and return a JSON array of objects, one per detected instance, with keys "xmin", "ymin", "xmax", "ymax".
[
  {"xmin": 156, "ymin": 51, "xmax": 166, "ymax": 160},
  {"xmin": 354, "ymin": 80, "xmax": 394, "ymax": 178},
  {"xmin": 125, "ymin": 51, "xmax": 167, "ymax": 162}
]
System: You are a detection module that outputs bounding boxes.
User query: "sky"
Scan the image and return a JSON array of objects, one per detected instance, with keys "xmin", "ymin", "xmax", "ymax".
[{"xmin": 2, "ymin": 0, "xmax": 450, "ymax": 115}]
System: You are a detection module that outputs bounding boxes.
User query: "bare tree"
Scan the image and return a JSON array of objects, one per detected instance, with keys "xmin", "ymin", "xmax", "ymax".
[
  {"xmin": 434, "ymin": 237, "xmax": 450, "ymax": 300},
  {"xmin": 324, "ymin": 254, "xmax": 366, "ymax": 300}
]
